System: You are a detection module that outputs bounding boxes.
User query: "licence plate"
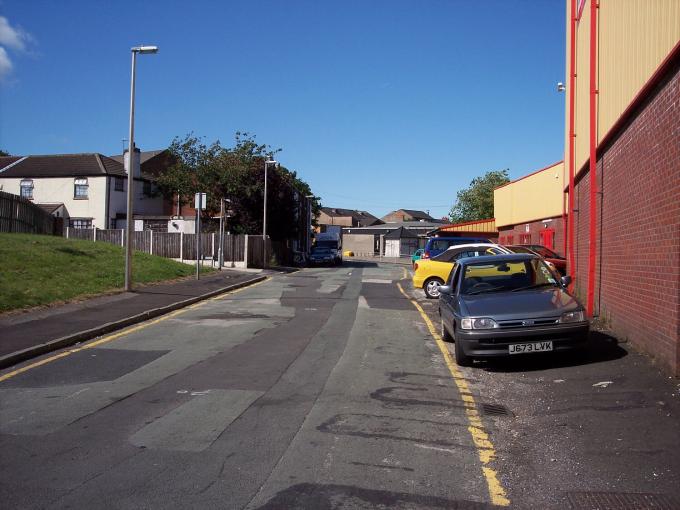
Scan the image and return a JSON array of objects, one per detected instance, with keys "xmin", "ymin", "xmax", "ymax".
[{"xmin": 509, "ymin": 341, "xmax": 553, "ymax": 354}]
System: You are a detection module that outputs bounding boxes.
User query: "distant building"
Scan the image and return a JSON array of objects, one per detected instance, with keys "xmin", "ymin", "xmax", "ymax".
[
  {"xmin": 317, "ymin": 207, "xmax": 382, "ymax": 232},
  {"xmin": 381, "ymin": 209, "xmax": 437, "ymax": 223}
]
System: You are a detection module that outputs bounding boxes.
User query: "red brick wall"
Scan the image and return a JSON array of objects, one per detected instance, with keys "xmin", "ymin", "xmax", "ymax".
[
  {"xmin": 498, "ymin": 215, "xmax": 566, "ymax": 257},
  {"xmin": 573, "ymin": 62, "xmax": 679, "ymax": 375}
]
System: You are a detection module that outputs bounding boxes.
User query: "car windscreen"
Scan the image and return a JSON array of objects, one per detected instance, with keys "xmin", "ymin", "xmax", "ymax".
[
  {"xmin": 461, "ymin": 259, "xmax": 559, "ymax": 295},
  {"xmin": 531, "ymin": 246, "xmax": 560, "ymax": 258}
]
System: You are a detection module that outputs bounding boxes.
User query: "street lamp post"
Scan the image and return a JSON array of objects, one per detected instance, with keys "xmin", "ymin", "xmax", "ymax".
[
  {"xmin": 262, "ymin": 156, "xmax": 279, "ymax": 268},
  {"xmin": 124, "ymin": 45, "xmax": 158, "ymax": 292}
]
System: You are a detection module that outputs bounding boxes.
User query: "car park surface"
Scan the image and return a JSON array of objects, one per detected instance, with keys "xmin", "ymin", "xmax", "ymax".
[{"xmin": 438, "ymin": 253, "xmax": 589, "ymax": 366}]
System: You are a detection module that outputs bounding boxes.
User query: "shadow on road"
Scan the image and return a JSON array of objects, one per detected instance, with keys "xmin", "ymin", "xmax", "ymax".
[{"xmin": 478, "ymin": 330, "xmax": 628, "ymax": 373}]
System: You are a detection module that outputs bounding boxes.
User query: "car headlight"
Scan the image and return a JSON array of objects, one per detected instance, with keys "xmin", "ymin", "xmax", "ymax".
[
  {"xmin": 460, "ymin": 318, "xmax": 498, "ymax": 330},
  {"xmin": 559, "ymin": 310, "xmax": 585, "ymax": 323}
]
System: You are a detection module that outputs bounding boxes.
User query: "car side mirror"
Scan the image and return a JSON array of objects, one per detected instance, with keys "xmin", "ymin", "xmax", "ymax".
[
  {"xmin": 439, "ymin": 285, "xmax": 452, "ymax": 295},
  {"xmin": 560, "ymin": 275, "xmax": 572, "ymax": 287}
]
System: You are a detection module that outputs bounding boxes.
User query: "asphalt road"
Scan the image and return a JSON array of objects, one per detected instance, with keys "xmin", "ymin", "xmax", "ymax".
[{"xmin": 1, "ymin": 262, "xmax": 679, "ymax": 509}]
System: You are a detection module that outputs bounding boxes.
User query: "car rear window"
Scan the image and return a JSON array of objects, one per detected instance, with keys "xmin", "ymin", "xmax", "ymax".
[{"xmin": 461, "ymin": 259, "xmax": 557, "ymax": 294}]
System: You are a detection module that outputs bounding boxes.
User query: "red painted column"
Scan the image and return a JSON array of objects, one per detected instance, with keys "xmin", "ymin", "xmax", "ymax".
[
  {"xmin": 586, "ymin": 0, "xmax": 599, "ymax": 316},
  {"xmin": 567, "ymin": 0, "xmax": 577, "ymax": 281}
]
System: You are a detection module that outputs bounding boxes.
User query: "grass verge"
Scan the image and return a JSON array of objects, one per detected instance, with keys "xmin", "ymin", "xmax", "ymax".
[{"xmin": 0, "ymin": 233, "xmax": 214, "ymax": 312}]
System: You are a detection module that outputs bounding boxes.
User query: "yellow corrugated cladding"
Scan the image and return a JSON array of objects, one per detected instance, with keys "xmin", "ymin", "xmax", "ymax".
[
  {"xmin": 567, "ymin": 0, "xmax": 680, "ymax": 179},
  {"xmin": 494, "ymin": 162, "xmax": 564, "ymax": 228},
  {"xmin": 441, "ymin": 219, "xmax": 497, "ymax": 233}
]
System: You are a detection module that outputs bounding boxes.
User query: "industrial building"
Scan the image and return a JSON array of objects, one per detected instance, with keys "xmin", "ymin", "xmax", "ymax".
[{"xmin": 495, "ymin": 1, "xmax": 679, "ymax": 375}]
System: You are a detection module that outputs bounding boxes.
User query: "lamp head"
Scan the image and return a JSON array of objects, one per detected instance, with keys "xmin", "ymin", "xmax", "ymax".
[{"xmin": 132, "ymin": 45, "xmax": 159, "ymax": 54}]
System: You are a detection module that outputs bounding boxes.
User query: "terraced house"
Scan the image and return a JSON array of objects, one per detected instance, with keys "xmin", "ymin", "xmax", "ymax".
[{"xmin": 0, "ymin": 150, "xmax": 164, "ymax": 230}]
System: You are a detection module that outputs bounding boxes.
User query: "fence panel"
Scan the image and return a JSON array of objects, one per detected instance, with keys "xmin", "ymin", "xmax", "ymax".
[
  {"xmin": 247, "ymin": 235, "xmax": 273, "ymax": 268},
  {"xmin": 68, "ymin": 228, "xmax": 95, "ymax": 241},
  {"xmin": 221, "ymin": 234, "xmax": 245, "ymax": 263},
  {"xmin": 0, "ymin": 190, "xmax": 55, "ymax": 235},
  {"xmin": 96, "ymin": 229, "xmax": 123, "ymax": 245},
  {"xmin": 132, "ymin": 231, "xmax": 151, "ymax": 253},
  {"xmin": 153, "ymin": 232, "xmax": 181, "ymax": 258}
]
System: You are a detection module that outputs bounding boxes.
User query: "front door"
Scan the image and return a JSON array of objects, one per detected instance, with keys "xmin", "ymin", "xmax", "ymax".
[{"xmin": 539, "ymin": 228, "xmax": 555, "ymax": 249}]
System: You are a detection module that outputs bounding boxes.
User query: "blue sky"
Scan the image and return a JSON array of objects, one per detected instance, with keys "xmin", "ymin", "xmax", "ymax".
[{"xmin": 0, "ymin": 0, "xmax": 565, "ymax": 219}]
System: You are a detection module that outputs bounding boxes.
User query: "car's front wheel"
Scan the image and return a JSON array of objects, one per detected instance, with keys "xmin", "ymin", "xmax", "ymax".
[{"xmin": 424, "ymin": 277, "xmax": 444, "ymax": 299}]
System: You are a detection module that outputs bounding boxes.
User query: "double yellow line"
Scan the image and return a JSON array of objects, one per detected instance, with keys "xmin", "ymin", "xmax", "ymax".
[
  {"xmin": 0, "ymin": 278, "xmax": 268, "ymax": 383},
  {"xmin": 397, "ymin": 281, "xmax": 510, "ymax": 507}
]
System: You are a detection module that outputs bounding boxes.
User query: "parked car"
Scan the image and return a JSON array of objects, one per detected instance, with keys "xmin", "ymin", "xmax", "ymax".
[
  {"xmin": 411, "ymin": 249, "xmax": 424, "ymax": 266},
  {"xmin": 438, "ymin": 253, "xmax": 589, "ymax": 367},
  {"xmin": 506, "ymin": 245, "xmax": 566, "ymax": 275},
  {"xmin": 308, "ymin": 247, "xmax": 336, "ymax": 266},
  {"xmin": 422, "ymin": 236, "xmax": 491, "ymax": 260},
  {"xmin": 413, "ymin": 243, "xmax": 510, "ymax": 299}
]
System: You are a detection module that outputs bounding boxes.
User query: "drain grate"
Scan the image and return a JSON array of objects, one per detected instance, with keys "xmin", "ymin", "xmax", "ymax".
[
  {"xmin": 566, "ymin": 491, "xmax": 680, "ymax": 510},
  {"xmin": 480, "ymin": 403, "xmax": 513, "ymax": 417}
]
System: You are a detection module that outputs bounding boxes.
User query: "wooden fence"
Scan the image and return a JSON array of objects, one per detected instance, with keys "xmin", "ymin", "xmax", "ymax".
[
  {"xmin": 0, "ymin": 191, "xmax": 56, "ymax": 235},
  {"xmin": 64, "ymin": 227, "xmax": 247, "ymax": 264}
]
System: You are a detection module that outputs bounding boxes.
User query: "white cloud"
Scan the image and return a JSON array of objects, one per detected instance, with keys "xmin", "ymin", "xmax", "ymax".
[
  {"xmin": 0, "ymin": 46, "xmax": 12, "ymax": 80},
  {"xmin": 0, "ymin": 16, "xmax": 29, "ymax": 51},
  {"xmin": 0, "ymin": 16, "xmax": 33, "ymax": 82}
]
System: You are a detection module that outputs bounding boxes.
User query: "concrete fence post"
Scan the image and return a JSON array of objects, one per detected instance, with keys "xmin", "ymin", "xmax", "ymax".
[
  {"xmin": 244, "ymin": 235, "xmax": 249, "ymax": 268},
  {"xmin": 93, "ymin": 228, "xmax": 97, "ymax": 242},
  {"xmin": 66, "ymin": 227, "xmax": 70, "ymax": 239},
  {"xmin": 121, "ymin": 229, "xmax": 124, "ymax": 247}
]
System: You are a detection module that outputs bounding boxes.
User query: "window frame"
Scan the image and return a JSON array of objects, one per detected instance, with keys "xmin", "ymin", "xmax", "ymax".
[
  {"xmin": 69, "ymin": 218, "xmax": 93, "ymax": 229},
  {"xmin": 74, "ymin": 177, "xmax": 89, "ymax": 199},
  {"xmin": 114, "ymin": 176, "xmax": 124, "ymax": 192},
  {"xmin": 20, "ymin": 179, "xmax": 34, "ymax": 199}
]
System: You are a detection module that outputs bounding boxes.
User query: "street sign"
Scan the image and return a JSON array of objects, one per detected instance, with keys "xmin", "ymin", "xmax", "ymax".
[{"xmin": 194, "ymin": 193, "xmax": 207, "ymax": 210}]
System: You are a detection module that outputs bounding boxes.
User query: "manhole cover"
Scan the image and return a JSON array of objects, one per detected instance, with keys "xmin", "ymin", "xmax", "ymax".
[
  {"xmin": 566, "ymin": 491, "xmax": 680, "ymax": 510},
  {"xmin": 480, "ymin": 403, "xmax": 513, "ymax": 416}
]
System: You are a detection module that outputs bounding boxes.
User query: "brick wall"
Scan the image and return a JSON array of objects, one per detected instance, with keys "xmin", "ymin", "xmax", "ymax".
[
  {"xmin": 498, "ymin": 216, "xmax": 566, "ymax": 257},
  {"xmin": 573, "ymin": 62, "xmax": 679, "ymax": 375}
]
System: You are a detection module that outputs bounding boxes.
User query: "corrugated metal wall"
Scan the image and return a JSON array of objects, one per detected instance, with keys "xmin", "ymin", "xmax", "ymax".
[
  {"xmin": 568, "ymin": 0, "xmax": 680, "ymax": 178},
  {"xmin": 493, "ymin": 162, "xmax": 565, "ymax": 227},
  {"xmin": 440, "ymin": 219, "xmax": 497, "ymax": 233}
]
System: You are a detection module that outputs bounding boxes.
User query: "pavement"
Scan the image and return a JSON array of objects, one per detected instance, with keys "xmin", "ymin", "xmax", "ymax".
[{"xmin": 0, "ymin": 268, "xmax": 269, "ymax": 369}]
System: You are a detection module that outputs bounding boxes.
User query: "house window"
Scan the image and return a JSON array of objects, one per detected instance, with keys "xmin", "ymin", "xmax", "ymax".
[
  {"xmin": 114, "ymin": 176, "xmax": 124, "ymax": 191},
  {"xmin": 69, "ymin": 218, "xmax": 92, "ymax": 229},
  {"xmin": 507, "ymin": 235, "xmax": 514, "ymax": 244},
  {"xmin": 143, "ymin": 181, "xmax": 152, "ymax": 197},
  {"xmin": 20, "ymin": 179, "xmax": 34, "ymax": 199},
  {"xmin": 74, "ymin": 177, "xmax": 89, "ymax": 199},
  {"xmin": 519, "ymin": 233, "xmax": 532, "ymax": 245}
]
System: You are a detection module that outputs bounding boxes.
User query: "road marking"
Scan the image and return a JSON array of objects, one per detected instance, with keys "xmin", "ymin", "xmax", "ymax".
[
  {"xmin": 0, "ymin": 278, "xmax": 269, "ymax": 383},
  {"xmin": 397, "ymin": 283, "xmax": 510, "ymax": 507}
]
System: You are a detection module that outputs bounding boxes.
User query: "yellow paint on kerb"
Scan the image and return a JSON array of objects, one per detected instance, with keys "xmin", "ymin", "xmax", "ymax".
[
  {"xmin": 0, "ymin": 278, "xmax": 268, "ymax": 383},
  {"xmin": 397, "ymin": 282, "xmax": 510, "ymax": 507}
]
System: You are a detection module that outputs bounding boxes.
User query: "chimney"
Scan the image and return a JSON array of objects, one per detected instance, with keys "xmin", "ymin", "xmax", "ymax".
[{"xmin": 124, "ymin": 147, "xmax": 141, "ymax": 178}]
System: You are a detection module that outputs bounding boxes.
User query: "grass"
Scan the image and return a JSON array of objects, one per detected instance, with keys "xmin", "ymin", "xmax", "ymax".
[{"xmin": 0, "ymin": 233, "xmax": 214, "ymax": 312}]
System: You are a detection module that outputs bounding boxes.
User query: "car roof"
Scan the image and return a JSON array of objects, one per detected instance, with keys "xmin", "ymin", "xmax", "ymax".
[
  {"xmin": 442, "ymin": 243, "xmax": 501, "ymax": 251},
  {"xmin": 457, "ymin": 253, "xmax": 537, "ymax": 265}
]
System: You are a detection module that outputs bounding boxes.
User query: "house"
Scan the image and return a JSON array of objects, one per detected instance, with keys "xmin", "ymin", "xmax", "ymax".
[
  {"xmin": 0, "ymin": 150, "xmax": 164, "ymax": 230},
  {"xmin": 317, "ymin": 207, "xmax": 382, "ymax": 234},
  {"xmin": 381, "ymin": 209, "xmax": 437, "ymax": 223},
  {"xmin": 342, "ymin": 220, "xmax": 439, "ymax": 257}
]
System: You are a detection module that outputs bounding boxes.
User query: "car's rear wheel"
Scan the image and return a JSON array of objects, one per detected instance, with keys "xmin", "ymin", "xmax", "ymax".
[
  {"xmin": 424, "ymin": 277, "xmax": 444, "ymax": 299},
  {"xmin": 454, "ymin": 335, "xmax": 473, "ymax": 367},
  {"xmin": 441, "ymin": 317, "xmax": 453, "ymax": 342}
]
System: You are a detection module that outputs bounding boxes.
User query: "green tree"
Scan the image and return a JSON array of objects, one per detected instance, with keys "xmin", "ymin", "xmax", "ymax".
[
  {"xmin": 449, "ymin": 169, "xmax": 510, "ymax": 223},
  {"xmin": 0, "ymin": 149, "xmax": 10, "ymax": 156},
  {"xmin": 155, "ymin": 132, "xmax": 320, "ymax": 240}
]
